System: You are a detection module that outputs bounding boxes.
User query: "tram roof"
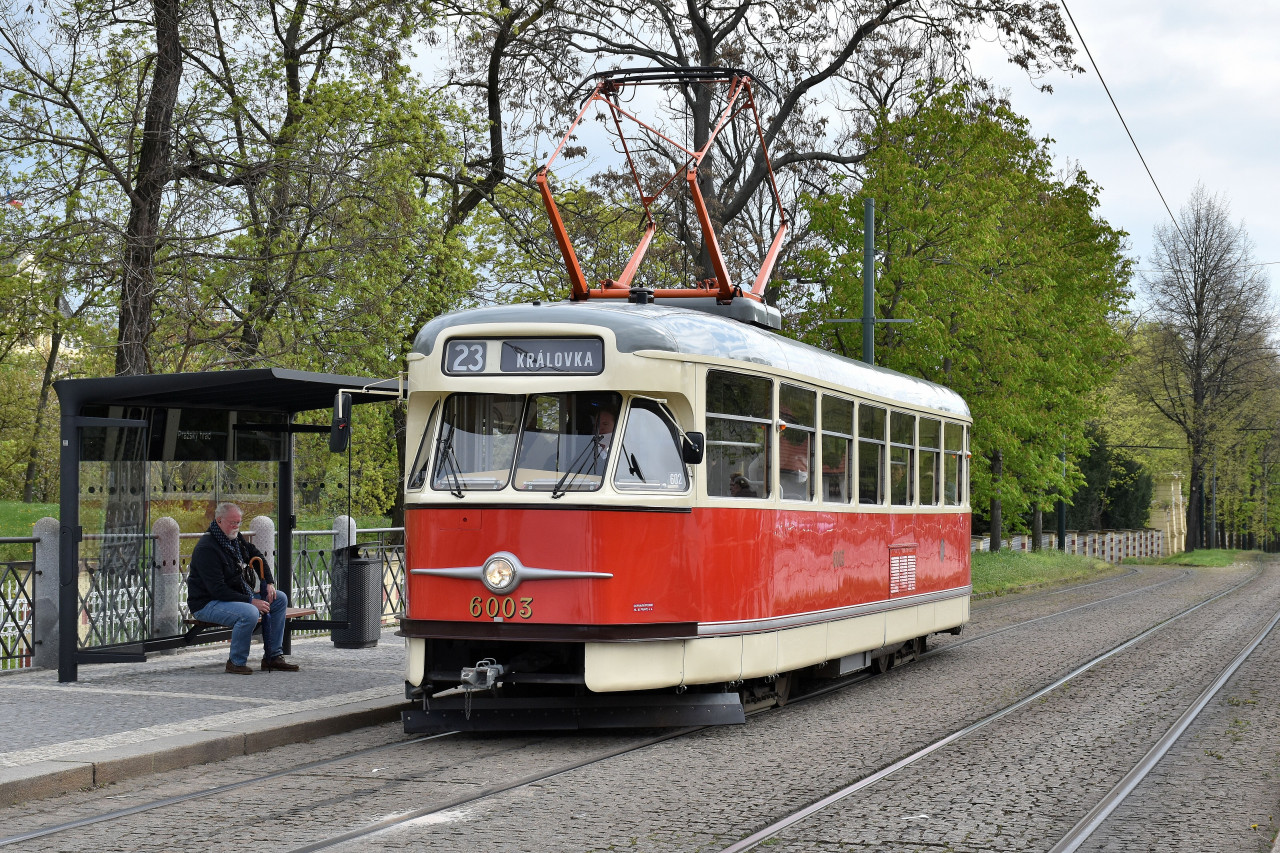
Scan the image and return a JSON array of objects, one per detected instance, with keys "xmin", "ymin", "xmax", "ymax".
[{"xmin": 412, "ymin": 301, "xmax": 970, "ymax": 418}]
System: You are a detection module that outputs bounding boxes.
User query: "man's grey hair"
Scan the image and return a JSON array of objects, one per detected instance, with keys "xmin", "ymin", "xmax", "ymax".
[{"xmin": 214, "ymin": 502, "xmax": 241, "ymax": 521}]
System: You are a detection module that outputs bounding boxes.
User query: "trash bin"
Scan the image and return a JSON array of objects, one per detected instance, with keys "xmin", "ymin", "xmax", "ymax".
[{"xmin": 331, "ymin": 545, "xmax": 381, "ymax": 649}]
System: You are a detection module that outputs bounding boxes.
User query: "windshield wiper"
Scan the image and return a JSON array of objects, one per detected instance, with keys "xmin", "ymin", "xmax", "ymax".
[
  {"xmin": 437, "ymin": 424, "xmax": 465, "ymax": 498},
  {"xmin": 551, "ymin": 431, "xmax": 606, "ymax": 499},
  {"xmin": 620, "ymin": 438, "xmax": 646, "ymax": 481}
]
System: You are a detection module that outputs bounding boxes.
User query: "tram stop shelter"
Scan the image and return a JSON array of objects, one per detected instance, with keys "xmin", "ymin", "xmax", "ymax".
[{"xmin": 52, "ymin": 368, "xmax": 401, "ymax": 682}]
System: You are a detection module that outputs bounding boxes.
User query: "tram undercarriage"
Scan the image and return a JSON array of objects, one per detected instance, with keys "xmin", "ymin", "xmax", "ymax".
[{"xmin": 400, "ymin": 632, "xmax": 951, "ymax": 733}]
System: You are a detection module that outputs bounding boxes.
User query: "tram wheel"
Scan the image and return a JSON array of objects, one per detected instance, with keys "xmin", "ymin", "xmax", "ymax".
[{"xmin": 773, "ymin": 673, "xmax": 793, "ymax": 707}]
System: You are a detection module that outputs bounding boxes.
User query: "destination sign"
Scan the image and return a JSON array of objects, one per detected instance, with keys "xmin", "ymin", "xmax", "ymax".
[
  {"xmin": 501, "ymin": 339, "xmax": 603, "ymax": 374},
  {"xmin": 442, "ymin": 338, "xmax": 604, "ymax": 375}
]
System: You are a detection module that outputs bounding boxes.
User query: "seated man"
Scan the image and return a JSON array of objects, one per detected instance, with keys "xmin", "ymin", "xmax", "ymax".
[{"xmin": 188, "ymin": 502, "xmax": 300, "ymax": 674}]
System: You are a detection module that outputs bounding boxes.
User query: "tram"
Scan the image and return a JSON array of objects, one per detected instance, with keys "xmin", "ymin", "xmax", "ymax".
[{"xmin": 397, "ymin": 68, "xmax": 971, "ymax": 732}]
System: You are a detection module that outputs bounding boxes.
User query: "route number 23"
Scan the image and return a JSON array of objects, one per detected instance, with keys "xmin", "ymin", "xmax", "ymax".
[{"xmin": 446, "ymin": 341, "xmax": 486, "ymax": 374}]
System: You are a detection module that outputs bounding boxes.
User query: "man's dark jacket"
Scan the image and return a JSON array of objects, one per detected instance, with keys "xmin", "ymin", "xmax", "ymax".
[{"xmin": 187, "ymin": 533, "xmax": 274, "ymax": 614}]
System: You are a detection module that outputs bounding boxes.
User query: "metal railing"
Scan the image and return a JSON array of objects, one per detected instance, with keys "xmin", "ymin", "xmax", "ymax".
[
  {"xmin": 1, "ymin": 538, "xmax": 37, "ymax": 671},
  {"xmin": 3, "ymin": 520, "xmax": 406, "ymax": 671}
]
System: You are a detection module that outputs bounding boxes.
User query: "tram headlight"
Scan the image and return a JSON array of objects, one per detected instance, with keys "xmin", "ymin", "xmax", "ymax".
[{"xmin": 482, "ymin": 555, "xmax": 518, "ymax": 593}]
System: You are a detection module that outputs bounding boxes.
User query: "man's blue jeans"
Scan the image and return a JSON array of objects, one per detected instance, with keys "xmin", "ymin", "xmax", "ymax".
[{"xmin": 193, "ymin": 591, "xmax": 290, "ymax": 666}]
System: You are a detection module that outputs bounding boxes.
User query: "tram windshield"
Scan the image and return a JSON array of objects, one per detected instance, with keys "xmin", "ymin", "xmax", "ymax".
[{"xmin": 428, "ymin": 391, "xmax": 677, "ymax": 495}]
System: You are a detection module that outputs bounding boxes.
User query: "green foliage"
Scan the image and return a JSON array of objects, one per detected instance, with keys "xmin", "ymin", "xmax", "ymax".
[
  {"xmin": 797, "ymin": 86, "xmax": 1133, "ymax": 527},
  {"xmin": 1066, "ymin": 423, "xmax": 1153, "ymax": 530},
  {"xmin": 971, "ymin": 548, "xmax": 1119, "ymax": 597}
]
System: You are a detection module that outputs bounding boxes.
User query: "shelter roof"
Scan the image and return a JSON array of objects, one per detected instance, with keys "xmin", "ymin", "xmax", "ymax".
[{"xmin": 55, "ymin": 368, "xmax": 400, "ymax": 415}]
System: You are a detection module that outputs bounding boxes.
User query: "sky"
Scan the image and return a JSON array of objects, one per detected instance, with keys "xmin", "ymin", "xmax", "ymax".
[{"xmin": 967, "ymin": 0, "xmax": 1280, "ymax": 295}]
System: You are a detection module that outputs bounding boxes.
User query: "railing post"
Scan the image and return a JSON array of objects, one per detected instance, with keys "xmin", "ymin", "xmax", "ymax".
[
  {"xmin": 33, "ymin": 517, "xmax": 60, "ymax": 670},
  {"xmin": 152, "ymin": 517, "xmax": 181, "ymax": 638}
]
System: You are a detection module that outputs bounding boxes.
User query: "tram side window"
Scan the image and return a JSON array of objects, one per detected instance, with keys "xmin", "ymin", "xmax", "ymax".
[
  {"xmin": 432, "ymin": 393, "xmax": 524, "ymax": 491},
  {"xmin": 857, "ymin": 404, "xmax": 886, "ymax": 504},
  {"xmin": 513, "ymin": 392, "xmax": 622, "ymax": 492},
  {"xmin": 919, "ymin": 418, "xmax": 941, "ymax": 506},
  {"xmin": 613, "ymin": 400, "xmax": 689, "ymax": 492},
  {"xmin": 889, "ymin": 411, "xmax": 916, "ymax": 506},
  {"xmin": 822, "ymin": 395, "xmax": 854, "ymax": 504},
  {"xmin": 944, "ymin": 422, "xmax": 966, "ymax": 506},
  {"xmin": 707, "ymin": 370, "xmax": 772, "ymax": 498},
  {"xmin": 780, "ymin": 384, "xmax": 816, "ymax": 501}
]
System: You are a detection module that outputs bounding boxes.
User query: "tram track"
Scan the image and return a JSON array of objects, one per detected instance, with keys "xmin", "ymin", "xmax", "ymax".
[
  {"xmin": 716, "ymin": 562, "xmax": 1273, "ymax": 852},
  {"xmin": 0, "ymin": 564, "xmax": 1253, "ymax": 852}
]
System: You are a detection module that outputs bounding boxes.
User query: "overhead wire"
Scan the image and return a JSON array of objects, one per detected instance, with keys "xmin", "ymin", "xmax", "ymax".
[{"xmin": 1058, "ymin": 0, "xmax": 1189, "ymax": 248}]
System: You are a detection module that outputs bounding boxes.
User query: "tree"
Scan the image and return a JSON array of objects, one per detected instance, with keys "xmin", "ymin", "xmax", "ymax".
[
  {"xmin": 1128, "ymin": 185, "xmax": 1275, "ymax": 551},
  {"xmin": 425, "ymin": 0, "xmax": 1082, "ymax": 292},
  {"xmin": 1065, "ymin": 423, "xmax": 1153, "ymax": 531},
  {"xmin": 1, "ymin": 0, "xmax": 471, "ymax": 376},
  {"xmin": 799, "ymin": 87, "xmax": 1132, "ymax": 536}
]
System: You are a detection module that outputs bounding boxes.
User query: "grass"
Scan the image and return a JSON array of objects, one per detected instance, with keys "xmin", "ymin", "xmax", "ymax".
[
  {"xmin": 0, "ymin": 500, "xmax": 58, "ymax": 538},
  {"xmin": 0, "ymin": 499, "xmax": 389, "ymax": 537},
  {"xmin": 971, "ymin": 548, "xmax": 1120, "ymax": 598},
  {"xmin": 1149, "ymin": 548, "xmax": 1244, "ymax": 567},
  {"xmin": 972, "ymin": 544, "xmax": 1259, "ymax": 598}
]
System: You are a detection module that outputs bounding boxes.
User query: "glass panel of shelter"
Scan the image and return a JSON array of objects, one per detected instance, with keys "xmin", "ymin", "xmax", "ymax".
[{"xmin": 77, "ymin": 406, "xmax": 288, "ymax": 644}]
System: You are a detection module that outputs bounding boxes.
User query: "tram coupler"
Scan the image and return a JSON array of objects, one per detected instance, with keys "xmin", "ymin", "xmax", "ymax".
[{"xmin": 460, "ymin": 658, "xmax": 506, "ymax": 691}]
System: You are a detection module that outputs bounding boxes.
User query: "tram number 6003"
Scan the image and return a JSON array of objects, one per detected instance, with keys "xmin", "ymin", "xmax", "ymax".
[{"xmin": 470, "ymin": 596, "xmax": 533, "ymax": 619}]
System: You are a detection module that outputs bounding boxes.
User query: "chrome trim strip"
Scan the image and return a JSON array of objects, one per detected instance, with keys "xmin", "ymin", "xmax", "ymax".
[
  {"xmin": 411, "ymin": 567, "xmax": 613, "ymax": 581},
  {"xmin": 696, "ymin": 585, "xmax": 971, "ymax": 636}
]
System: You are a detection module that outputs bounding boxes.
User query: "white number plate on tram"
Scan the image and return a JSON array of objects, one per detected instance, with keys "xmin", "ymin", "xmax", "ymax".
[{"xmin": 443, "ymin": 338, "xmax": 604, "ymax": 376}]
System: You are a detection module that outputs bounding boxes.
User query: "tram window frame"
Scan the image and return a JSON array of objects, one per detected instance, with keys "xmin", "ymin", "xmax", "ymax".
[
  {"xmin": 821, "ymin": 395, "xmax": 854, "ymax": 504},
  {"xmin": 889, "ymin": 410, "xmax": 916, "ymax": 506},
  {"xmin": 706, "ymin": 370, "xmax": 772, "ymax": 499},
  {"xmin": 919, "ymin": 417, "xmax": 942, "ymax": 506},
  {"xmin": 857, "ymin": 403, "xmax": 886, "ymax": 505},
  {"xmin": 943, "ymin": 422, "xmax": 966, "ymax": 506},
  {"xmin": 779, "ymin": 384, "xmax": 816, "ymax": 501},
  {"xmin": 613, "ymin": 399, "xmax": 691, "ymax": 493},
  {"xmin": 431, "ymin": 393, "xmax": 525, "ymax": 492},
  {"xmin": 406, "ymin": 399, "xmax": 440, "ymax": 490},
  {"xmin": 512, "ymin": 391, "xmax": 623, "ymax": 493}
]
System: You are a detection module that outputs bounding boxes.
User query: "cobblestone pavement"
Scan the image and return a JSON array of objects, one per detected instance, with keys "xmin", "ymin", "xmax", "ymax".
[{"xmin": 1, "ymin": 563, "xmax": 1276, "ymax": 853}]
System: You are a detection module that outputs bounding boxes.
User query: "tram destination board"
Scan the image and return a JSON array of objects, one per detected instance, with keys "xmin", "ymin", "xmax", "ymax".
[{"xmin": 443, "ymin": 338, "xmax": 604, "ymax": 376}]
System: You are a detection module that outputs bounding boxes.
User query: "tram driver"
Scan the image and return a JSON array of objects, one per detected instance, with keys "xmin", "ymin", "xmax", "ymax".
[{"xmin": 589, "ymin": 406, "xmax": 616, "ymax": 474}]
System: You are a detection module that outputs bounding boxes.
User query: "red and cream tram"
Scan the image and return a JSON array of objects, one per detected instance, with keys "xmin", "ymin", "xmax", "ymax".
[
  {"xmin": 397, "ymin": 68, "xmax": 970, "ymax": 731},
  {"xmin": 398, "ymin": 298, "xmax": 971, "ymax": 731}
]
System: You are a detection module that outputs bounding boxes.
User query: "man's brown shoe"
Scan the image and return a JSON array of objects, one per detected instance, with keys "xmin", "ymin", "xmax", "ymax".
[
  {"xmin": 262, "ymin": 656, "xmax": 300, "ymax": 672},
  {"xmin": 226, "ymin": 661, "xmax": 253, "ymax": 675}
]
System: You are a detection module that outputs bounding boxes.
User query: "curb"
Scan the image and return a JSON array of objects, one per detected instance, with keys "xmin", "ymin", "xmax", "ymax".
[{"xmin": 0, "ymin": 696, "xmax": 410, "ymax": 807}]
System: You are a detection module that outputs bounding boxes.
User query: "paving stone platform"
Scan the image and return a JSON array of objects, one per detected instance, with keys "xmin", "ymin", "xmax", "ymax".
[{"xmin": 0, "ymin": 628, "xmax": 408, "ymax": 805}]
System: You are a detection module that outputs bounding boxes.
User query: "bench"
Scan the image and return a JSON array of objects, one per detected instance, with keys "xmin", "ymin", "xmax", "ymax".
[{"xmin": 182, "ymin": 607, "xmax": 317, "ymax": 645}]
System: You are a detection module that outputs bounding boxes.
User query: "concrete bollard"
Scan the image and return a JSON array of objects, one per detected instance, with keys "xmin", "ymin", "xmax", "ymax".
[
  {"xmin": 333, "ymin": 515, "xmax": 356, "ymax": 553},
  {"xmin": 33, "ymin": 517, "xmax": 60, "ymax": 670},
  {"xmin": 152, "ymin": 517, "xmax": 182, "ymax": 638},
  {"xmin": 248, "ymin": 515, "xmax": 276, "ymax": 572}
]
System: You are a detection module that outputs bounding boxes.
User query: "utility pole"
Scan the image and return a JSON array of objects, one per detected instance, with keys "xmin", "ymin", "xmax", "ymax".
[
  {"xmin": 1057, "ymin": 449, "xmax": 1067, "ymax": 550},
  {"xmin": 863, "ymin": 198, "xmax": 875, "ymax": 365},
  {"xmin": 820, "ymin": 199, "xmax": 911, "ymax": 366}
]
